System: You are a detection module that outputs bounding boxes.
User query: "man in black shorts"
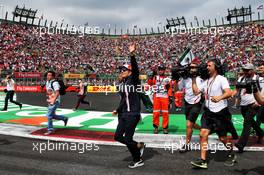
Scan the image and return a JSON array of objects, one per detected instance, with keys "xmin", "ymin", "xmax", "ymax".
[
  {"xmin": 191, "ymin": 58, "xmax": 237, "ymax": 169},
  {"xmin": 178, "ymin": 62, "xmax": 203, "ymax": 153}
]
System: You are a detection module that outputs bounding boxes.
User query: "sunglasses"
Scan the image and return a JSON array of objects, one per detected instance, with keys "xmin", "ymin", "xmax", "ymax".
[
  {"xmin": 242, "ymin": 69, "xmax": 251, "ymax": 72},
  {"xmin": 119, "ymin": 68, "xmax": 130, "ymax": 73}
]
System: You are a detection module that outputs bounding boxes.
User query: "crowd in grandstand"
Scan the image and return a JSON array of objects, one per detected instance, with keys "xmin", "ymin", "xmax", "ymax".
[{"xmin": 0, "ymin": 21, "xmax": 263, "ymax": 77}]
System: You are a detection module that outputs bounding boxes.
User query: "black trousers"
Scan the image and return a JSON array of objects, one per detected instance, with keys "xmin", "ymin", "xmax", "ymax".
[
  {"xmin": 114, "ymin": 113, "xmax": 141, "ymax": 162},
  {"xmin": 75, "ymin": 95, "xmax": 90, "ymax": 109},
  {"xmin": 3, "ymin": 90, "xmax": 21, "ymax": 110},
  {"xmin": 238, "ymin": 105, "xmax": 264, "ymax": 147}
]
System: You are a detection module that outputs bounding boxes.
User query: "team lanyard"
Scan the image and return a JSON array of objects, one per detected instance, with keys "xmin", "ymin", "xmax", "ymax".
[{"xmin": 206, "ymin": 75, "xmax": 217, "ymax": 108}]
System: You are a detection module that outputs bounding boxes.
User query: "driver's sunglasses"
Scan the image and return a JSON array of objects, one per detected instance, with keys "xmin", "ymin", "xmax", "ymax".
[
  {"xmin": 242, "ymin": 69, "xmax": 250, "ymax": 72},
  {"xmin": 119, "ymin": 68, "xmax": 129, "ymax": 73}
]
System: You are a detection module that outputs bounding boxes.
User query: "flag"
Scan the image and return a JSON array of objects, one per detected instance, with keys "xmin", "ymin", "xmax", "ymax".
[
  {"xmin": 257, "ymin": 5, "xmax": 263, "ymax": 10},
  {"xmin": 179, "ymin": 48, "xmax": 194, "ymax": 66}
]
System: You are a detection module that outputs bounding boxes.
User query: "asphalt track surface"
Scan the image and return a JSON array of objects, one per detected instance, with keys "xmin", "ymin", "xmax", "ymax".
[
  {"xmin": 0, "ymin": 135, "xmax": 263, "ymax": 175},
  {"xmin": 17, "ymin": 92, "xmax": 123, "ymax": 113},
  {"xmin": 0, "ymin": 92, "xmax": 261, "ymax": 174},
  {"xmin": 16, "ymin": 92, "xmax": 241, "ymax": 114}
]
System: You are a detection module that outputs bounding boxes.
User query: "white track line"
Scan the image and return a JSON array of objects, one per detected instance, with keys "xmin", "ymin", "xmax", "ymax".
[{"xmin": 0, "ymin": 123, "xmax": 263, "ymax": 151}]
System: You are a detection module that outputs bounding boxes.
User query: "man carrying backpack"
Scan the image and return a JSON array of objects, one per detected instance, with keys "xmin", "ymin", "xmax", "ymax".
[
  {"xmin": 45, "ymin": 71, "xmax": 68, "ymax": 135},
  {"xmin": 73, "ymin": 79, "xmax": 91, "ymax": 111}
]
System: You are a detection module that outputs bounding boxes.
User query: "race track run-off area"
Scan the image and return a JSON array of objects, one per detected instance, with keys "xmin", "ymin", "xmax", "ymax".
[{"xmin": 0, "ymin": 92, "xmax": 263, "ymax": 152}]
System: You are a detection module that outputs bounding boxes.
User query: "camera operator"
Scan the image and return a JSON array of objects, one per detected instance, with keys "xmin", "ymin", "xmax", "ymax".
[
  {"xmin": 191, "ymin": 58, "xmax": 237, "ymax": 169},
  {"xmin": 232, "ymin": 63, "xmax": 264, "ymax": 153},
  {"xmin": 177, "ymin": 62, "xmax": 203, "ymax": 153}
]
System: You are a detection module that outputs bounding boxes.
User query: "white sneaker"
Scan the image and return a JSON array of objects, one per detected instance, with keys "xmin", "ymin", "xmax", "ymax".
[
  {"xmin": 128, "ymin": 159, "xmax": 144, "ymax": 169},
  {"xmin": 44, "ymin": 130, "xmax": 55, "ymax": 135}
]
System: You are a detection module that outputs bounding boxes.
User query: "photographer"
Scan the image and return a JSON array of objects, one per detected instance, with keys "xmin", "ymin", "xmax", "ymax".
[
  {"xmin": 1, "ymin": 75, "xmax": 22, "ymax": 111},
  {"xmin": 191, "ymin": 58, "xmax": 237, "ymax": 169},
  {"xmin": 178, "ymin": 62, "xmax": 203, "ymax": 153},
  {"xmin": 232, "ymin": 63, "xmax": 264, "ymax": 153}
]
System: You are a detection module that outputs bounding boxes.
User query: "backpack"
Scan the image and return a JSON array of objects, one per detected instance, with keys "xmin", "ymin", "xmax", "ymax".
[{"xmin": 51, "ymin": 79, "xmax": 66, "ymax": 95}]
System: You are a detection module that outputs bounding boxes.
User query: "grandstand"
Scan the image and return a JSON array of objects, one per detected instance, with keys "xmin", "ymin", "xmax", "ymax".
[{"xmin": 0, "ymin": 5, "xmax": 264, "ymax": 86}]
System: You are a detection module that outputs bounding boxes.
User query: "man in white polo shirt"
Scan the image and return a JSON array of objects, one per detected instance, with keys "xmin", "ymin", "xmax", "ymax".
[
  {"xmin": 191, "ymin": 58, "xmax": 237, "ymax": 169},
  {"xmin": 232, "ymin": 63, "xmax": 264, "ymax": 153},
  {"xmin": 1, "ymin": 75, "xmax": 22, "ymax": 111}
]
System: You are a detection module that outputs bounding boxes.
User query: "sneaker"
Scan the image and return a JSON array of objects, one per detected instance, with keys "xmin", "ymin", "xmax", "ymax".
[
  {"xmin": 179, "ymin": 144, "xmax": 190, "ymax": 153},
  {"xmin": 163, "ymin": 128, "xmax": 168, "ymax": 134},
  {"xmin": 44, "ymin": 130, "xmax": 55, "ymax": 135},
  {"xmin": 73, "ymin": 108, "xmax": 77, "ymax": 111},
  {"xmin": 190, "ymin": 158, "xmax": 208, "ymax": 169},
  {"xmin": 235, "ymin": 143, "xmax": 244, "ymax": 153},
  {"xmin": 64, "ymin": 118, "xmax": 68, "ymax": 126},
  {"xmin": 128, "ymin": 159, "xmax": 144, "ymax": 169},
  {"xmin": 250, "ymin": 129, "xmax": 257, "ymax": 137},
  {"xmin": 1, "ymin": 109, "xmax": 7, "ymax": 111},
  {"xmin": 139, "ymin": 142, "xmax": 146, "ymax": 158},
  {"xmin": 154, "ymin": 127, "xmax": 158, "ymax": 134},
  {"xmin": 224, "ymin": 154, "xmax": 237, "ymax": 167},
  {"xmin": 19, "ymin": 104, "xmax": 22, "ymax": 110}
]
